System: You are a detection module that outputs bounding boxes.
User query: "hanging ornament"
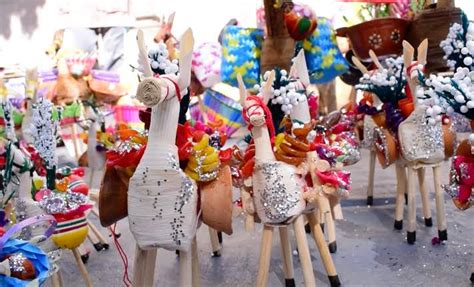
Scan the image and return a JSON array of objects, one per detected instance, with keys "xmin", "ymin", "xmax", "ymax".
[{"xmin": 284, "ymin": 4, "xmax": 317, "ymax": 41}]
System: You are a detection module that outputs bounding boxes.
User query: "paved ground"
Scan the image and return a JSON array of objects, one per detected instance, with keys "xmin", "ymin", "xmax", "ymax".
[{"xmin": 48, "ymin": 148, "xmax": 474, "ymax": 287}]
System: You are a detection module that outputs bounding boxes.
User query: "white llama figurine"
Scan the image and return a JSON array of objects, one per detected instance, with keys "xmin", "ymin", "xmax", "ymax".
[
  {"xmin": 238, "ymin": 71, "xmax": 305, "ymax": 225},
  {"xmin": 128, "ymin": 28, "xmax": 198, "ymax": 251}
]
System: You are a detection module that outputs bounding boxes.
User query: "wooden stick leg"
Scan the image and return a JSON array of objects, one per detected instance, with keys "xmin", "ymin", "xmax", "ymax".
[
  {"xmin": 179, "ymin": 249, "xmax": 193, "ymax": 287},
  {"xmin": 417, "ymin": 168, "xmax": 432, "ymax": 227},
  {"xmin": 307, "ymin": 212, "xmax": 340, "ymax": 287},
  {"xmin": 406, "ymin": 167, "xmax": 417, "ymax": 244},
  {"xmin": 367, "ymin": 149, "xmax": 376, "ymax": 205},
  {"xmin": 91, "ymin": 207, "xmax": 100, "ymax": 218},
  {"xmin": 72, "ymin": 248, "xmax": 93, "ymax": 287},
  {"xmin": 208, "ymin": 227, "xmax": 222, "ymax": 256},
  {"xmin": 50, "ymin": 271, "xmax": 62, "ymax": 287},
  {"xmin": 70, "ymin": 124, "xmax": 81, "ymax": 161},
  {"xmin": 319, "ymin": 196, "xmax": 336, "ymax": 253},
  {"xmin": 293, "ymin": 216, "xmax": 316, "ymax": 287},
  {"xmin": 133, "ymin": 244, "xmax": 157, "ymax": 287},
  {"xmin": 278, "ymin": 227, "xmax": 295, "ymax": 285},
  {"xmin": 192, "ymin": 237, "xmax": 201, "ymax": 287},
  {"xmin": 88, "ymin": 220, "xmax": 108, "ymax": 245},
  {"xmin": 433, "ymin": 166, "xmax": 447, "ymax": 240},
  {"xmin": 257, "ymin": 225, "xmax": 274, "ymax": 287},
  {"xmin": 394, "ymin": 165, "xmax": 406, "ymax": 230}
]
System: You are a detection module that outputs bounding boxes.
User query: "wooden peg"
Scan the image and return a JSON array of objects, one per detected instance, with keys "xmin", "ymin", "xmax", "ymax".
[
  {"xmin": 417, "ymin": 168, "xmax": 432, "ymax": 226},
  {"xmin": 406, "ymin": 166, "xmax": 417, "ymax": 244},
  {"xmin": 132, "ymin": 244, "xmax": 157, "ymax": 287},
  {"xmin": 179, "ymin": 249, "xmax": 193, "ymax": 287},
  {"xmin": 192, "ymin": 237, "xmax": 201, "ymax": 287},
  {"xmin": 72, "ymin": 248, "xmax": 93, "ymax": 287},
  {"xmin": 367, "ymin": 150, "xmax": 376, "ymax": 205},
  {"xmin": 351, "ymin": 56, "xmax": 369, "ymax": 74},
  {"xmin": 368, "ymin": 50, "xmax": 383, "ymax": 70},
  {"xmin": 293, "ymin": 216, "xmax": 316, "ymax": 287},
  {"xmin": 278, "ymin": 227, "xmax": 295, "ymax": 283},
  {"xmin": 394, "ymin": 164, "xmax": 406, "ymax": 229},
  {"xmin": 256, "ymin": 225, "xmax": 274, "ymax": 286},
  {"xmin": 433, "ymin": 165, "xmax": 447, "ymax": 240}
]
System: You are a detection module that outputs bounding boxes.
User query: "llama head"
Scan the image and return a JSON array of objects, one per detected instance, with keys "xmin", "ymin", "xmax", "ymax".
[
  {"xmin": 238, "ymin": 71, "xmax": 275, "ymax": 128},
  {"xmin": 136, "ymin": 28, "xmax": 194, "ymax": 107}
]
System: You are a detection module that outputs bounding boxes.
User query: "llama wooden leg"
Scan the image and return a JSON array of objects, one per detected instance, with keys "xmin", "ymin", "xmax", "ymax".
[
  {"xmin": 70, "ymin": 124, "xmax": 81, "ymax": 161},
  {"xmin": 72, "ymin": 248, "xmax": 93, "ymax": 287},
  {"xmin": 406, "ymin": 167, "xmax": 417, "ymax": 244},
  {"xmin": 367, "ymin": 149, "xmax": 376, "ymax": 205},
  {"xmin": 208, "ymin": 227, "xmax": 222, "ymax": 257},
  {"xmin": 50, "ymin": 271, "xmax": 62, "ymax": 287},
  {"xmin": 132, "ymin": 244, "xmax": 157, "ymax": 287},
  {"xmin": 278, "ymin": 227, "xmax": 295, "ymax": 287},
  {"xmin": 192, "ymin": 237, "xmax": 201, "ymax": 287},
  {"xmin": 257, "ymin": 225, "xmax": 274, "ymax": 287},
  {"xmin": 179, "ymin": 249, "xmax": 193, "ymax": 287},
  {"xmin": 394, "ymin": 165, "xmax": 406, "ymax": 230},
  {"xmin": 293, "ymin": 216, "xmax": 316, "ymax": 287},
  {"xmin": 417, "ymin": 168, "xmax": 432, "ymax": 227},
  {"xmin": 88, "ymin": 220, "xmax": 109, "ymax": 245},
  {"xmin": 433, "ymin": 166, "xmax": 447, "ymax": 241},
  {"xmin": 320, "ymin": 196, "xmax": 337, "ymax": 253},
  {"xmin": 241, "ymin": 189, "xmax": 255, "ymax": 231},
  {"xmin": 307, "ymin": 212, "xmax": 340, "ymax": 287}
]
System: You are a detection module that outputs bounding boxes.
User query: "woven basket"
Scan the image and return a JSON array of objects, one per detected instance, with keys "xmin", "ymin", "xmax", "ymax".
[{"xmin": 406, "ymin": 0, "xmax": 463, "ymax": 73}]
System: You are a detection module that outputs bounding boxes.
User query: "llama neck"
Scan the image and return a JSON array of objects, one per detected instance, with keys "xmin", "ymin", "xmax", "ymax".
[
  {"xmin": 148, "ymin": 97, "xmax": 180, "ymax": 148},
  {"xmin": 290, "ymin": 98, "xmax": 311, "ymax": 124},
  {"xmin": 252, "ymin": 125, "xmax": 275, "ymax": 161}
]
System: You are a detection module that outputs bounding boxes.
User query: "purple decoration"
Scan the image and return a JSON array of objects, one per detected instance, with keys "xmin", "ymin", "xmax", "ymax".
[
  {"xmin": 0, "ymin": 210, "xmax": 8, "ymax": 227},
  {"xmin": 384, "ymin": 103, "xmax": 404, "ymax": 134},
  {"xmin": 357, "ymin": 103, "xmax": 378, "ymax": 116}
]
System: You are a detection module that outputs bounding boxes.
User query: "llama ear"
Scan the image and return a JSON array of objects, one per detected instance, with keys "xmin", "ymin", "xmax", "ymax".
[
  {"xmin": 167, "ymin": 12, "xmax": 175, "ymax": 27},
  {"xmin": 177, "ymin": 28, "xmax": 194, "ymax": 91},
  {"xmin": 417, "ymin": 39, "xmax": 428, "ymax": 66},
  {"xmin": 351, "ymin": 56, "xmax": 369, "ymax": 74},
  {"xmin": 137, "ymin": 29, "xmax": 153, "ymax": 78},
  {"xmin": 368, "ymin": 50, "xmax": 383, "ymax": 70},
  {"xmin": 402, "ymin": 40, "xmax": 415, "ymax": 72},
  {"xmin": 290, "ymin": 50, "xmax": 310, "ymax": 86},
  {"xmin": 237, "ymin": 74, "xmax": 247, "ymax": 107},
  {"xmin": 261, "ymin": 70, "xmax": 275, "ymax": 105}
]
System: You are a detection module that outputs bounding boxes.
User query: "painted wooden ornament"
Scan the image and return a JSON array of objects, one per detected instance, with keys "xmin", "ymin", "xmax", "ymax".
[{"xmin": 284, "ymin": 4, "xmax": 317, "ymax": 41}]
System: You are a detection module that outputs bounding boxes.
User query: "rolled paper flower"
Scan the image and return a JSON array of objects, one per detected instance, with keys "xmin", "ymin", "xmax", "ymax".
[
  {"xmin": 136, "ymin": 78, "xmax": 162, "ymax": 107},
  {"xmin": 5, "ymin": 253, "xmax": 36, "ymax": 280}
]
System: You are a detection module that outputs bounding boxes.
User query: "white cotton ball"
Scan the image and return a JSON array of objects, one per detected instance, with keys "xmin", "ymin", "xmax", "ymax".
[
  {"xmin": 298, "ymin": 94, "xmax": 306, "ymax": 102},
  {"xmin": 447, "ymin": 106, "xmax": 454, "ymax": 113},
  {"xmin": 151, "ymin": 61, "xmax": 159, "ymax": 69},
  {"xmin": 426, "ymin": 107, "xmax": 434, "ymax": 116},
  {"xmin": 455, "ymin": 95, "xmax": 466, "ymax": 103},
  {"xmin": 428, "ymin": 118, "xmax": 436, "ymax": 125},
  {"xmin": 274, "ymin": 89, "xmax": 281, "ymax": 96},
  {"xmin": 467, "ymin": 41, "xmax": 474, "ymax": 51},
  {"xmin": 467, "ymin": 101, "xmax": 474, "ymax": 108},
  {"xmin": 276, "ymin": 96, "xmax": 284, "ymax": 104},
  {"xmin": 464, "ymin": 57, "xmax": 473, "ymax": 66},
  {"xmin": 281, "ymin": 105, "xmax": 288, "ymax": 112},
  {"xmin": 280, "ymin": 87, "xmax": 287, "ymax": 93},
  {"xmin": 460, "ymin": 105, "xmax": 469, "ymax": 113},
  {"xmin": 416, "ymin": 89, "xmax": 425, "ymax": 99},
  {"xmin": 284, "ymin": 98, "xmax": 290, "ymax": 104},
  {"xmin": 287, "ymin": 104, "xmax": 293, "ymax": 110},
  {"xmin": 462, "ymin": 47, "xmax": 469, "ymax": 55},
  {"xmin": 280, "ymin": 70, "xmax": 288, "ymax": 76},
  {"xmin": 435, "ymin": 115, "xmax": 442, "ymax": 122},
  {"xmin": 287, "ymin": 82, "xmax": 295, "ymax": 89},
  {"xmin": 271, "ymin": 99, "xmax": 277, "ymax": 105},
  {"xmin": 291, "ymin": 97, "xmax": 298, "ymax": 105},
  {"xmin": 433, "ymin": 105, "xmax": 442, "ymax": 114},
  {"xmin": 254, "ymin": 84, "xmax": 260, "ymax": 90}
]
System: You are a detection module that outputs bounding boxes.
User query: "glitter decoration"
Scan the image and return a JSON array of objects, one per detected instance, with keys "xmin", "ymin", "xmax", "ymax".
[
  {"xmin": 8, "ymin": 253, "xmax": 28, "ymax": 273},
  {"xmin": 38, "ymin": 190, "xmax": 88, "ymax": 214},
  {"xmin": 254, "ymin": 161, "xmax": 303, "ymax": 223},
  {"xmin": 398, "ymin": 107, "xmax": 445, "ymax": 163}
]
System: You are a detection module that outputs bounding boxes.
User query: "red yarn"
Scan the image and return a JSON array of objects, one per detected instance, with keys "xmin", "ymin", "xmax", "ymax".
[
  {"xmin": 242, "ymin": 95, "xmax": 275, "ymax": 139},
  {"xmin": 111, "ymin": 223, "xmax": 132, "ymax": 287},
  {"xmin": 153, "ymin": 74, "xmax": 182, "ymax": 101}
]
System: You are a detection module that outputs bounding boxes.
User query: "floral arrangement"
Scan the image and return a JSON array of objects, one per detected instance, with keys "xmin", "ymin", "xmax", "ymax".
[
  {"xmin": 356, "ymin": 56, "xmax": 407, "ymax": 105},
  {"xmin": 256, "ymin": 69, "xmax": 306, "ymax": 115}
]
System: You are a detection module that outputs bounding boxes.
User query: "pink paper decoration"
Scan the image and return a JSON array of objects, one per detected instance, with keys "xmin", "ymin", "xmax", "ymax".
[{"xmin": 192, "ymin": 42, "xmax": 221, "ymax": 88}]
